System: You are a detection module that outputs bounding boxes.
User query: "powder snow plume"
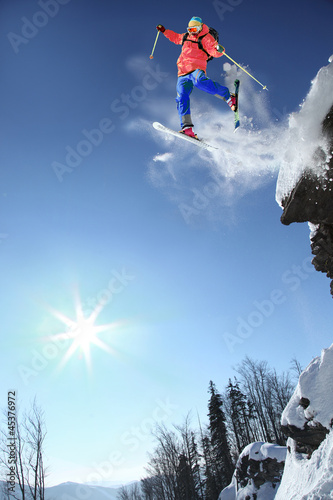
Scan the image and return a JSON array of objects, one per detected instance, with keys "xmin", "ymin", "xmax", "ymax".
[
  {"xmin": 145, "ymin": 63, "xmax": 281, "ymax": 220},
  {"xmin": 142, "ymin": 56, "xmax": 333, "ymax": 223},
  {"xmin": 276, "ymin": 55, "xmax": 333, "ymax": 206}
]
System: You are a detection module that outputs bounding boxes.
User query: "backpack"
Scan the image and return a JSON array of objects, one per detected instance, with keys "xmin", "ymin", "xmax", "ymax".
[{"xmin": 182, "ymin": 27, "xmax": 219, "ymax": 62}]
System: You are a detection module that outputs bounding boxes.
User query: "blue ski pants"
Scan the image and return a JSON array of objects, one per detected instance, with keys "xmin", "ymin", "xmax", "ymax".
[{"xmin": 176, "ymin": 69, "xmax": 231, "ymax": 129}]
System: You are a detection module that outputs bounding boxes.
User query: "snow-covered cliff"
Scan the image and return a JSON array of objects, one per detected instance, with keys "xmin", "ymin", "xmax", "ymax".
[
  {"xmin": 276, "ymin": 56, "xmax": 333, "ymax": 296},
  {"xmin": 276, "ymin": 55, "xmax": 333, "ymax": 209}
]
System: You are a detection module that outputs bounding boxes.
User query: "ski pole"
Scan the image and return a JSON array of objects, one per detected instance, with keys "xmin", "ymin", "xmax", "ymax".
[
  {"xmin": 224, "ymin": 52, "xmax": 268, "ymax": 90},
  {"xmin": 149, "ymin": 30, "xmax": 160, "ymax": 59}
]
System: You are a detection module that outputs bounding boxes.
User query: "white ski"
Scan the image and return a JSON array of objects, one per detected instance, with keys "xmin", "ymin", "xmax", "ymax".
[{"xmin": 153, "ymin": 122, "xmax": 218, "ymax": 151}]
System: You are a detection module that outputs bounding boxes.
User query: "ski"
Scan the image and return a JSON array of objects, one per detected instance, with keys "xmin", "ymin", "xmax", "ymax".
[
  {"xmin": 234, "ymin": 79, "xmax": 240, "ymax": 131},
  {"xmin": 152, "ymin": 122, "xmax": 218, "ymax": 151}
]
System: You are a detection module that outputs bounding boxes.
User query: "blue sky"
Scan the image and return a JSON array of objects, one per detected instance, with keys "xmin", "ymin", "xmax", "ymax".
[{"xmin": 1, "ymin": 0, "xmax": 333, "ymax": 487}]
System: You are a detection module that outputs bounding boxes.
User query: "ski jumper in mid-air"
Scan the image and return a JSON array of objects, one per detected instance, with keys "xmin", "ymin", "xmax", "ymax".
[{"xmin": 156, "ymin": 16, "xmax": 236, "ymax": 139}]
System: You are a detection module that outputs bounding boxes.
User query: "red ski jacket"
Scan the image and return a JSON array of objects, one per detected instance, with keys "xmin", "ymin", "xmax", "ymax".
[{"xmin": 163, "ymin": 24, "xmax": 223, "ymax": 76}]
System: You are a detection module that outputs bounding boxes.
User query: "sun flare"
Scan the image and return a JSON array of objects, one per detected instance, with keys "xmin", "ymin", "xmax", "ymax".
[{"xmin": 46, "ymin": 292, "xmax": 122, "ymax": 371}]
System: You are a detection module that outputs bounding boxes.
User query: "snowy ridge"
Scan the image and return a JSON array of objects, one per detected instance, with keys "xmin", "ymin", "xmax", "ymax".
[
  {"xmin": 0, "ymin": 481, "xmax": 121, "ymax": 500},
  {"xmin": 276, "ymin": 344, "xmax": 333, "ymax": 498},
  {"xmin": 281, "ymin": 343, "xmax": 333, "ymax": 430},
  {"xmin": 275, "ymin": 431, "xmax": 333, "ymax": 500},
  {"xmin": 219, "ymin": 345, "xmax": 333, "ymax": 500},
  {"xmin": 276, "ymin": 55, "xmax": 333, "ymax": 206}
]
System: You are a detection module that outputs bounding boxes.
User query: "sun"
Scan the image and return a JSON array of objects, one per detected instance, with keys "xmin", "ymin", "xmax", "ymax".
[{"xmin": 47, "ymin": 292, "xmax": 122, "ymax": 371}]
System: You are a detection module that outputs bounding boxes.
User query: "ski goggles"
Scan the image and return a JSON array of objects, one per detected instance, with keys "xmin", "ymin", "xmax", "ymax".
[{"xmin": 187, "ymin": 25, "xmax": 201, "ymax": 34}]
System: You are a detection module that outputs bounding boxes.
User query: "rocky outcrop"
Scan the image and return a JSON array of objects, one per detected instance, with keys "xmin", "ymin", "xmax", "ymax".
[
  {"xmin": 281, "ymin": 396, "xmax": 329, "ymax": 455},
  {"xmin": 218, "ymin": 442, "xmax": 287, "ymax": 500},
  {"xmin": 276, "ymin": 346, "xmax": 333, "ymax": 499},
  {"xmin": 280, "ymin": 106, "xmax": 333, "ymax": 296},
  {"xmin": 281, "ymin": 421, "xmax": 329, "ymax": 456},
  {"xmin": 219, "ymin": 346, "xmax": 333, "ymax": 499},
  {"xmin": 280, "ymin": 344, "xmax": 333, "ymax": 457},
  {"xmin": 236, "ymin": 450, "xmax": 285, "ymax": 492},
  {"xmin": 311, "ymin": 224, "xmax": 333, "ymax": 296}
]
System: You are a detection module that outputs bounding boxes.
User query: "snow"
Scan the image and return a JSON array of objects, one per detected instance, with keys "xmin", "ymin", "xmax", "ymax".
[
  {"xmin": 239, "ymin": 441, "xmax": 287, "ymax": 463},
  {"xmin": 146, "ymin": 55, "xmax": 333, "ymax": 224},
  {"xmin": 44, "ymin": 481, "xmax": 120, "ymax": 500},
  {"xmin": 219, "ymin": 344, "xmax": 333, "ymax": 500},
  {"xmin": 281, "ymin": 343, "xmax": 333, "ymax": 430},
  {"xmin": 218, "ymin": 442, "xmax": 287, "ymax": 500},
  {"xmin": 275, "ymin": 431, "xmax": 333, "ymax": 500},
  {"xmin": 0, "ymin": 481, "xmax": 122, "ymax": 500},
  {"xmin": 276, "ymin": 344, "xmax": 333, "ymax": 498},
  {"xmin": 218, "ymin": 470, "xmax": 280, "ymax": 499},
  {"xmin": 275, "ymin": 55, "xmax": 333, "ymax": 205},
  {"xmin": 146, "ymin": 61, "xmax": 281, "ymax": 217},
  {"xmin": 308, "ymin": 222, "xmax": 320, "ymax": 240}
]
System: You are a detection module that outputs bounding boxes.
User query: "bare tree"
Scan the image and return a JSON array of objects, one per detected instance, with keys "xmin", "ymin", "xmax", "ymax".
[
  {"xmin": 118, "ymin": 485, "xmax": 131, "ymax": 500},
  {"xmin": 141, "ymin": 477, "xmax": 155, "ymax": 499},
  {"xmin": 236, "ymin": 357, "xmax": 293, "ymax": 445},
  {"xmin": 0, "ymin": 398, "xmax": 47, "ymax": 500},
  {"xmin": 117, "ymin": 482, "xmax": 142, "ymax": 500},
  {"xmin": 290, "ymin": 357, "xmax": 303, "ymax": 380},
  {"xmin": 238, "ymin": 358, "xmax": 274, "ymax": 440},
  {"xmin": 25, "ymin": 399, "xmax": 47, "ymax": 500},
  {"xmin": 147, "ymin": 424, "xmax": 179, "ymax": 499}
]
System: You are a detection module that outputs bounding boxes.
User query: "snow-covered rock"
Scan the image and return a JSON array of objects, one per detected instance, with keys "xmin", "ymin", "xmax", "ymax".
[
  {"xmin": 276, "ymin": 344, "xmax": 333, "ymax": 499},
  {"xmin": 281, "ymin": 343, "xmax": 333, "ymax": 454},
  {"xmin": 276, "ymin": 55, "xmax": 333, "ymax": 207},
  {"xmin": 218, "ymin": 442, "xmax": 287, "ymax": 500},
  {"xmin": 220, "ymin": 345, "xmax": 333, "ymax": 499},
  {"xmin": 276, "ymin": 56, "xmax": 333, "ymax": 296},
  {"xmin": 275, "ymin": 430, "xmax": 333, "ymax": 500}
]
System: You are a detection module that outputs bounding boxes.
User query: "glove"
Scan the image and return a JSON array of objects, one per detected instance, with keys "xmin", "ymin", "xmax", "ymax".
[
  {"xmin": 216, "ymin": 44, "xmax": 225, "ymax": 54},
  {"xmin": 156, "ymin": 24, "xmax": 166, "ymax": 33}
]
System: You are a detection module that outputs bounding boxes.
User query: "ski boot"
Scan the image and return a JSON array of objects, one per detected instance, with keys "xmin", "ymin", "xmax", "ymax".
[
  {"xmin": 227, "ymin": 94, "xmax": 237, "ymax": 112},
  {"xmin": 180, "ymin": 126, "xmax": 199, "ymax": 140}
]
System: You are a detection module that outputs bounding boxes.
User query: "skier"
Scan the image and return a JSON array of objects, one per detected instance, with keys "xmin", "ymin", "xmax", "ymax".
[{"xmin": 156, "ymin": 17, "xmax": 236, "ymax": 139}]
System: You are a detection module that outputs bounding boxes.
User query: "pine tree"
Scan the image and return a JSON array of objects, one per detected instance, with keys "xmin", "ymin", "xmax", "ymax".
[
  {"xmin": 200, "ymin": 432, "xmax": 218, "ymax": 499},
  {"xmin": 207, "ymin": 381, "xmax": 234, "ymax": 495},
  {"xmin": 189, "ymin": 432, "xmax": 205, "ymax": 499},
  {"xmin": 175, "ymin": 415, "xmax": 203, "ymax": 499},
  {"xmin": 226, "ymin": 378, "xmax": 256, "ymax": 454},
  {"xmin": 176, "ymin": 453, "xmax": 192, "ymax": 499}
]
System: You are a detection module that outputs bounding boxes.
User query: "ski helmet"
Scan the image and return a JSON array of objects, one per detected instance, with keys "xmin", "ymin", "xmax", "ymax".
[
  {"xmin": 188, "ymin": 16, "xmax": 203, "ymax": 34},
  {"xmin": 188, "ymin": 16, "xmax": 203, "ymax": 26}
]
